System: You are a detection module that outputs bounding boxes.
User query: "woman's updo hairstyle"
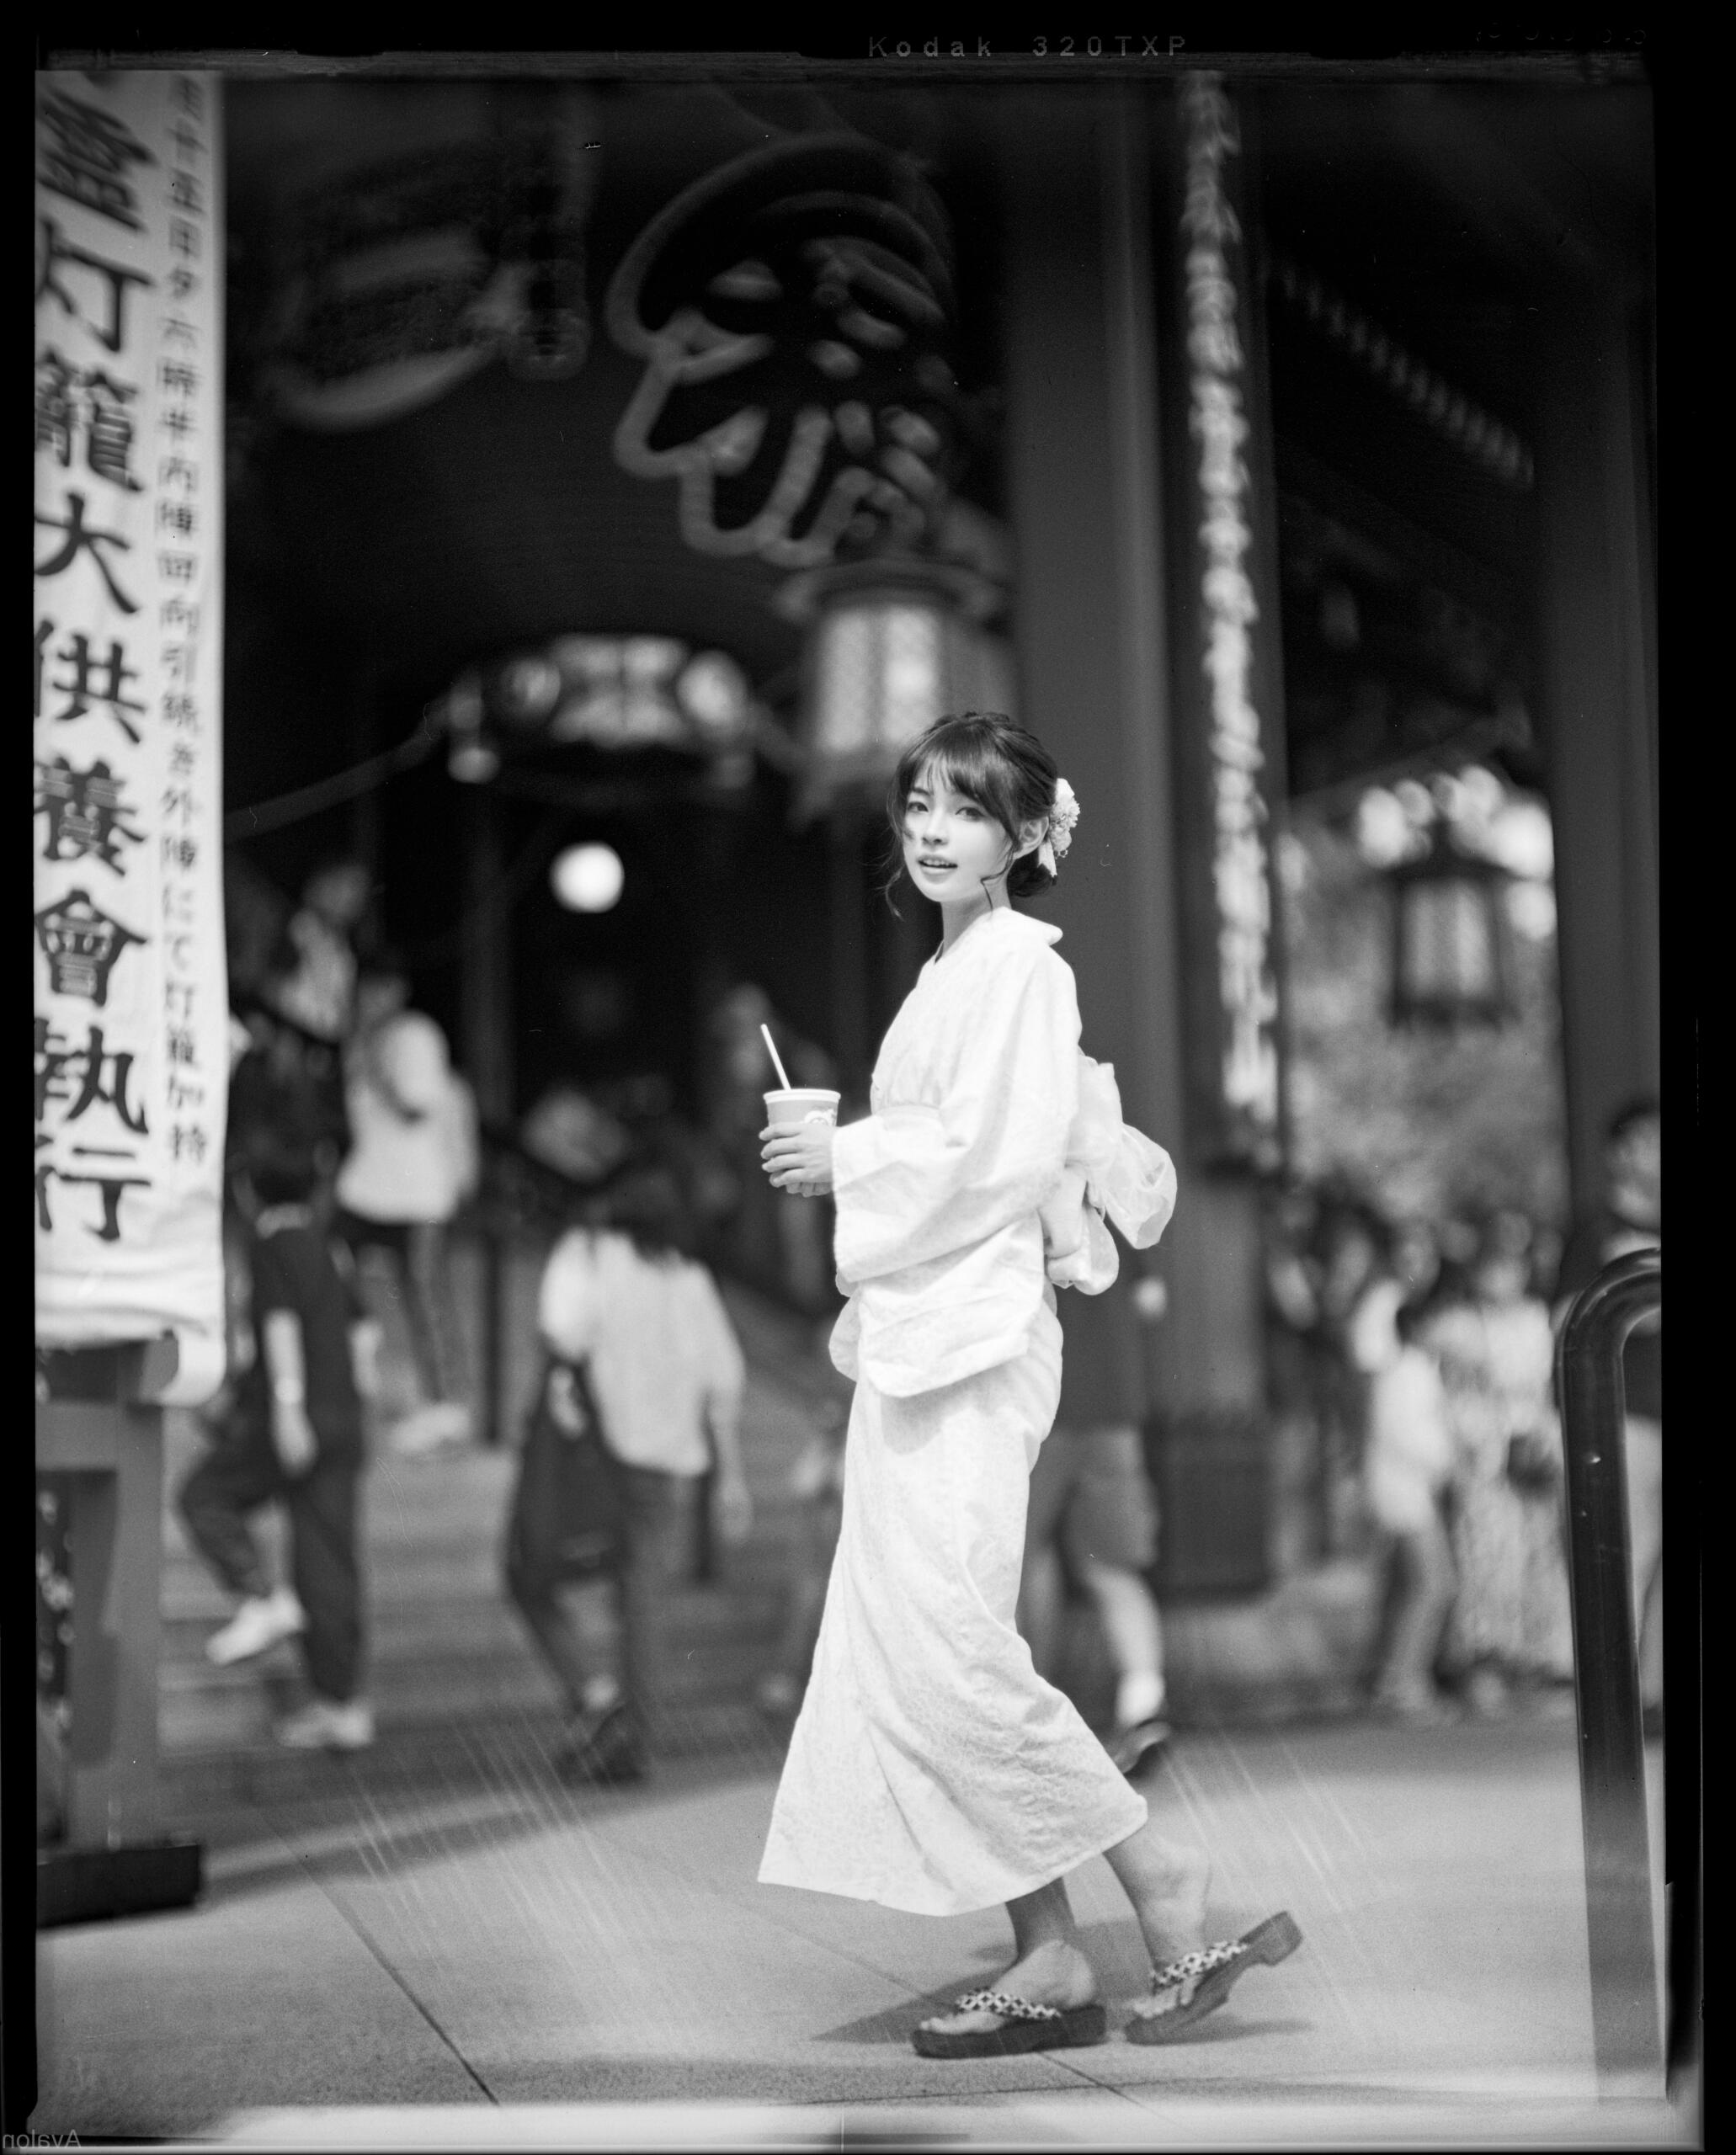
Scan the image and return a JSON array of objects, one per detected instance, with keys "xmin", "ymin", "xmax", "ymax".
[{"xmin": 882, "ymin": 711, "xmax": 1062, "ymax": 907}]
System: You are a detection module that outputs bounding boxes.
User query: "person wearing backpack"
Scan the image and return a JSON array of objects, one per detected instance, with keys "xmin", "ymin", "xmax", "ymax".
[
  {"xmin": 503, "ymin": 1161, "xmax": 753, "ymax": 1784},
  {"xmin": 332, "ymin": 954, "xmax": 479, "ymax": 1458}
]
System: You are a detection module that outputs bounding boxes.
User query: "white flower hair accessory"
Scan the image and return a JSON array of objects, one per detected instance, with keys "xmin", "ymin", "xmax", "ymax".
[{"xmin": 1037, "ymin": 777, "xmax": 1081, "ymax": 875}]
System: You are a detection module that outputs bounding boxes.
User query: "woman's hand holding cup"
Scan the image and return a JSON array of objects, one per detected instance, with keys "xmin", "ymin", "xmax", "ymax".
[{"xmin": 761, "ymin": 1088, "xmax": 840, "ymax": 1197}]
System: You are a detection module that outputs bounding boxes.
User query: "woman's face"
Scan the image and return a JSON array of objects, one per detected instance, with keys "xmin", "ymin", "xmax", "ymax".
[{"xmin": 901, "ymin": 766, "xmax": 1022, "ymax": 911}]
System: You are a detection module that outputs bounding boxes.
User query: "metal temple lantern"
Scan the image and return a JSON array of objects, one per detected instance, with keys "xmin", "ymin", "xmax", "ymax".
[
  {"xmin": 1388, "ymin": 833, "xmax": 1515, "ymax": 1026},
  {"xmin": 784, "ymin": 556, "xmax": 1012, "ymax": 822},
  {"xmin": 439, "ymin": 636, "xmax": 760, "ymax": 786}
]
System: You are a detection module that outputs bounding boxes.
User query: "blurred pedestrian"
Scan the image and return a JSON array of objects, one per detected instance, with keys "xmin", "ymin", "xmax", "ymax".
[
  {"xmin": 504, "ymin": 1162, "xmax": 754, "ymax": 1784},
  {"xmin": 333, "ymin": 954, "xmax": 479, "ymax": 1458},
  {"xmin": 1316, "ymin": 1194, "xmax": 1388, "ymax": 1554},
  {"xmin": 755, "ymin": 1394, "xmax": 849, "ymax": 1725},
  {"xmin": 178, "ymin": 1122, "xmax": 381, "ymax": 1752},
  {"xmin": 1424, "ymin": 1211, "xmax": 1574, "ymax": 1717},
  {"xmin": 1349, "ymin": 1268, "xmax": 1457, "ymax": 1723},
  {"xmin": 1554, "ymin": 1098, "xmax": 1662, "ymax": 1736},
  {"xmin": 229, "ymin": 994, "xmax": 351, "ymax": 1190},
  {"xmin": 1019, "ymin": 1280, "xmax": 1173, "ymax": 1777},
  {"xmin": 264, "ymin": 856, "xmax": 370, "ymax": 1046}
]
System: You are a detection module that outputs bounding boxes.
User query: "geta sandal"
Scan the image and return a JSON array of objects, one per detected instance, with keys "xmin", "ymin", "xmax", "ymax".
[
  {"xmin": 911, "ymin": 1987, "xmax": 1108, "ymax": 2060},
  {"xmin": 1125, "ymin": 1910, "xmax": 1302, "ymax": 2044}
]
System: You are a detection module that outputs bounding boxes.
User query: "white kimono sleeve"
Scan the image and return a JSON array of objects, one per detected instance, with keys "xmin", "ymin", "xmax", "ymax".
[
  {"xmin": 831, "ymin": 942, "xmax": 1080, "ymax": 1287},
  {"xmin": 1068, "ymin": 1055, "xmax": 1178, "ymax": 1248}
]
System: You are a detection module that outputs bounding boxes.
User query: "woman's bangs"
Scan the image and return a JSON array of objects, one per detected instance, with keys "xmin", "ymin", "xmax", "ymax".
[{"xmin": 904, "ymin": 742, "xmax": 1000, "ymax": 819}]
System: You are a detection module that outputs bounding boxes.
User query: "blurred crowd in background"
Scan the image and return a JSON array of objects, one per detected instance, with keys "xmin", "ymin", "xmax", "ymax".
[
  {"xmin": 36, "ymin": 843, "xmax": 1664, "ymax": 1785},
  {"xmin": 1261, "ymin": 1096, "xmax": 1662, "ymax": 1732}
]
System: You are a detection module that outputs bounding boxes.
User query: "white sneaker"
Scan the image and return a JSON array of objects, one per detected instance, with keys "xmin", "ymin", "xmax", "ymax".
[
  {"xmin": 205, "ymin": 1588, "xmax": 306, "ymax": 1667},
  {"xmin": 274, "ymin": 1698, "xmax": 376, "ymax": 1751}
]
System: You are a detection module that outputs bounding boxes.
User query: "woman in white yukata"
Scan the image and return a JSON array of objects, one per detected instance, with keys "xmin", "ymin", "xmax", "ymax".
[{"xmin": 758, "ymin": 712, "xmax": 1302, "ymax": 2059}]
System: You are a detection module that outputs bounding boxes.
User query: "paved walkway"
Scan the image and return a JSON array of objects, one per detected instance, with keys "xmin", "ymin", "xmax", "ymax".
[{"xmin": 32, "ymin": 1720, "xmax": 1693, "ymax": 2148}]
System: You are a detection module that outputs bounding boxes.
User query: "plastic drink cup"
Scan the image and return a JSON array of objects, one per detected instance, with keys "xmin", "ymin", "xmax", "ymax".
[{"xmin": 764, "ymin": 1088, "xmax": 841, "ymax": 1130}]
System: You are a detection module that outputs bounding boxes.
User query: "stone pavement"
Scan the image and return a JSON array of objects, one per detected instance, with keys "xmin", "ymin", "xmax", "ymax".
[{"xmin": 31, "ymin": 1720, "xmax": 1694, "ymax": 2149}]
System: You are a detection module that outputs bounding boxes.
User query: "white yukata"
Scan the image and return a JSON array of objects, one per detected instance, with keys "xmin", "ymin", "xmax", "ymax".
[{"xmin": 758, "ymin": 906, "xmax": 1177, "ymax": 1916}]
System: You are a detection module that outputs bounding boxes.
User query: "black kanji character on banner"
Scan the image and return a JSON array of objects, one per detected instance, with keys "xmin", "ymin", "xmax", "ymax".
[
  {"xmin": 35, "ymin": 351, "xmax": 144, "ymax": 491},
  {"xmin": 167, "ymin": 170, "xmax": 204, "ymax": 216},
  {"xmin": 159, "ymin": 359, "xmax": 199, "ymax": 396},
  {"xmin": 34, "ymin": 886, "xmax": 145, "ymax": 1007},
  {"xmin": 35, "ymin": 349, "xmax": 77, "ymax": 466},
  {"xmin": 40, "ymin": 1158, "xmax": 152, "ymax": 1242},
  {"xmin": 84, "ymin": 370, "xmax": 145, "ymax": 491},
  {"xmin": 35, "ymin": 1015, "xmax": 148, "ymax": 1134},
  {"xmin": 34, "ymin": 493, "xmax": 139, "ymax": 615},
  {"xmin": 170, "ymin": 1123, "xmax": 208, "ymax": 1163},
  {"xmin": 37, "ymin": 218, "xmax": 154, "ymax": 355},
  {"xmin": 38, "ymin": 87, "xmax": 154, "ymax": 232},
  {"xmin": 35, "ymin": 755, "xmax": 146, "ymax": 869},
  {"xmin": 35, "ymin": 621, "xmax": 147, "ymax": 741}
]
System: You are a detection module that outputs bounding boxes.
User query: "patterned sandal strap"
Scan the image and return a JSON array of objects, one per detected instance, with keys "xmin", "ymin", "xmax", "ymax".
[
  {"xmin": 1148, "ymin": 1938, "xmax": 1249, "ymax": 1993},
  {"xmin": 955, "ymin": 1988, "xmax": 1062, "ymax": 2022}
]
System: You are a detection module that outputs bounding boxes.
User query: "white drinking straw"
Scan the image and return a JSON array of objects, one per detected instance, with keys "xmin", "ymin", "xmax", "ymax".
[{"xmin": 760, "ymin": 1023, "xmax": 793, "ymax": 1092}]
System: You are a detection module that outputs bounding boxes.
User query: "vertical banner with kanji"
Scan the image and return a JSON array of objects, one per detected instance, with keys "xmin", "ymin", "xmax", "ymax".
[
  {"xmin": 35, "ymin": 71, "xmax": 227, "ymax": 1398},
  {"xmin": 1161, "ymin": 73, "xmax": 1289, "ymax": 1173}
]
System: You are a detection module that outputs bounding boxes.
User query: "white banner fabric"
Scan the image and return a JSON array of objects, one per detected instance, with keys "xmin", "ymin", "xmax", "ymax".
[{"xmin": 35, "ymin": 71, "xmax": 228, "ymax": 1399}]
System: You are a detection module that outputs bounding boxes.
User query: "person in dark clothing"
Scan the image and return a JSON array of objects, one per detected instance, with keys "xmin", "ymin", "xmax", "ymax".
[
  {"xmin": 1554, "ymin": 1097, "xmax": 1662, "ymax": 1733},
  {"xmin": 178, "ymin": 1123, "xmax": 379, "ymax": 1751}
]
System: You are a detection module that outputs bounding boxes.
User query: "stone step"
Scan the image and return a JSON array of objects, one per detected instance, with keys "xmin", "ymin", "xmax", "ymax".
[
  {"xmin": 155, "ymin": 1700, "xmax": 788, "ymax": 1841},
  {"xmin": 160, "ymin": 1529, "xmax": 804, "ymax": 1610},
  {"xmin": 161, "ymin": 1594, "xmax": 788, "ymax": 1678}
]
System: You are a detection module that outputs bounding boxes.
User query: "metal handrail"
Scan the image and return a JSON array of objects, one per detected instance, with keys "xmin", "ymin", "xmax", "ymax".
[{"xmin": 1554, "ymin": 1245, "xmax": 1663, "ymax": 2083}]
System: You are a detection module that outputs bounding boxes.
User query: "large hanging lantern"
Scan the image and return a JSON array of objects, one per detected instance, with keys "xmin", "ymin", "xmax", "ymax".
[
  {"xmin": 1388, "ymin": 830, "xmax": 1515, "ymax": 1025},
  {"xmin": 439, "ymin": 634, "xmax": 760, "ymax": 787},
  {"xmin": 781, "ymin": 555, "xmax": 1011, "ymax": 822}
]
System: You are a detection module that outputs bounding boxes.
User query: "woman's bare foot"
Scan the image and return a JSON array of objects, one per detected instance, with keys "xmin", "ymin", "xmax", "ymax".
[
  {"xmin": 915, "ymin": 1935, "xmax": 1098, "ymax": 2038},
  {"xmin": 1104, "ymin": 1822, "xmax": 1211, "ymax": 1969}
]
